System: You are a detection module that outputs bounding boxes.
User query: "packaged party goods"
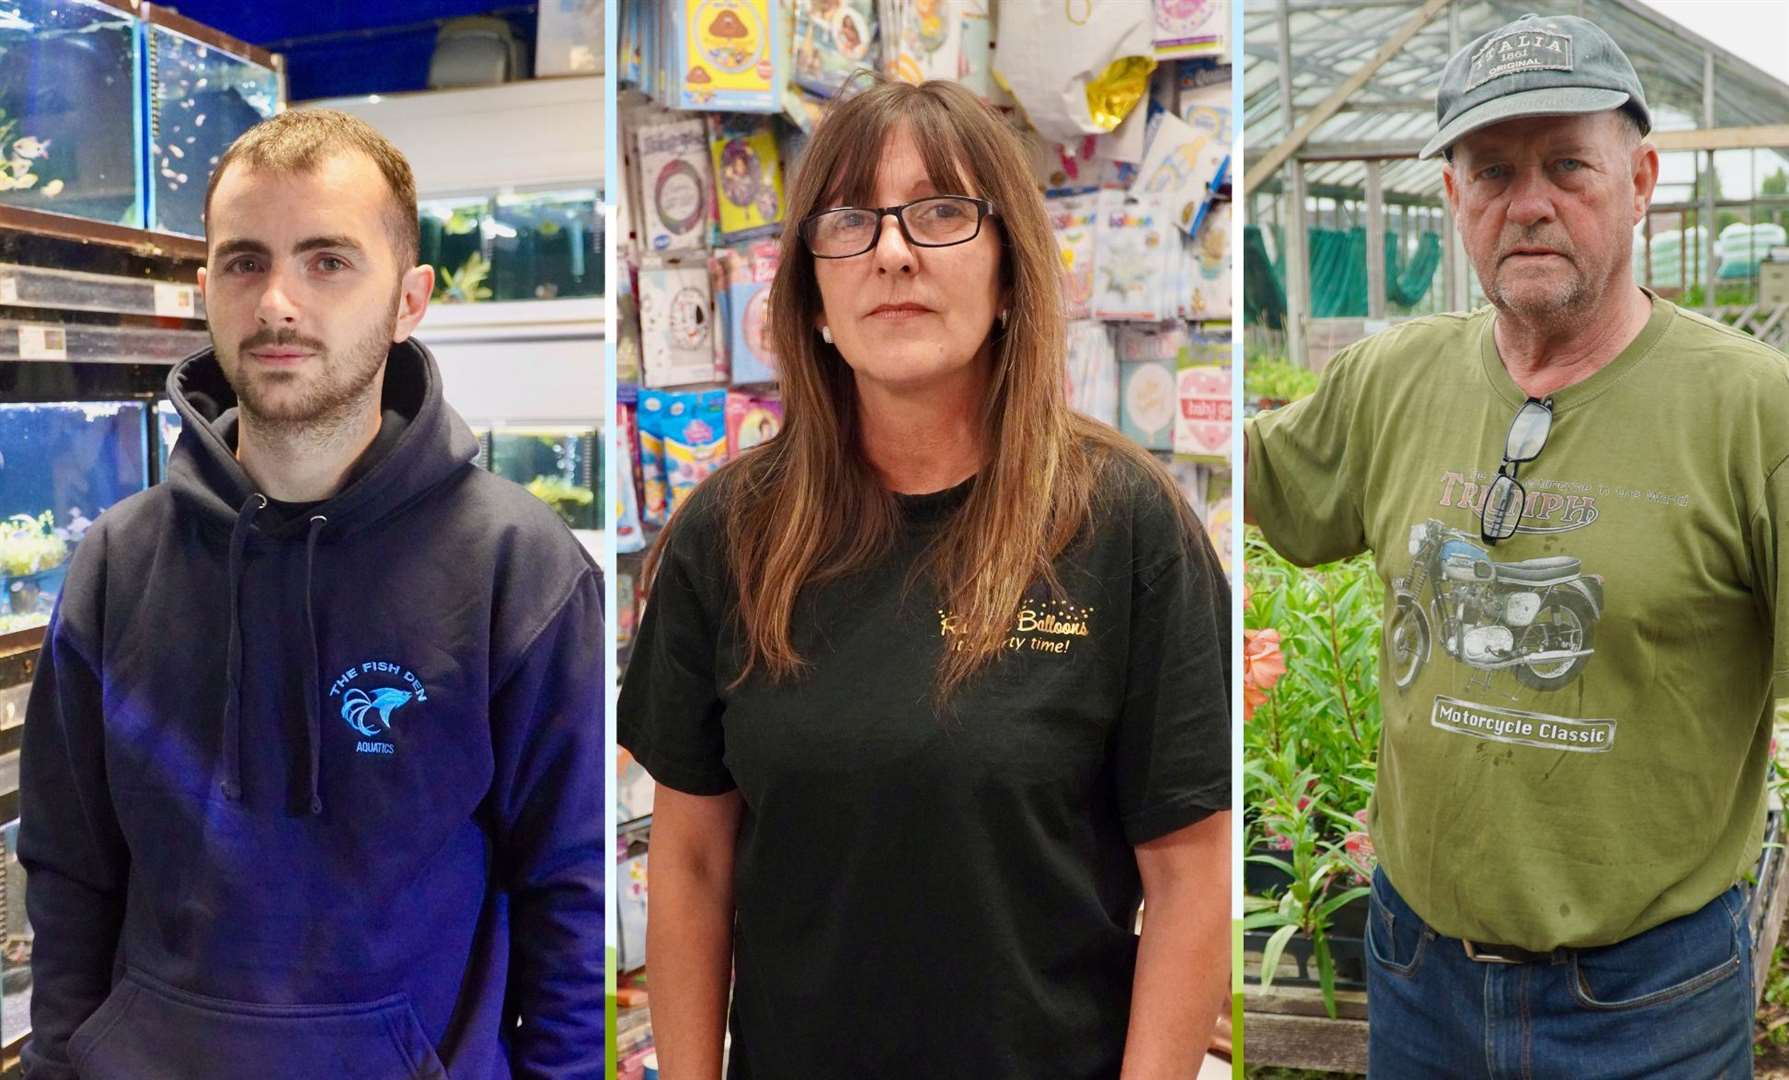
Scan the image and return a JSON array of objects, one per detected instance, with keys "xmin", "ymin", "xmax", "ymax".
[
  {"xmin": 708, "ymin": 113, "xmax": 785, "ymax": 243},
  {"xmin": 1189, "ymin": 201, "xmax": 1231, "ymax": 320},
  {"xmin": 617, "ymin": 568, "xmax": 639, "ymax": 648},
  {"xmin": 639, "ymin": 256, "xmax": 721, "ymax": 387},
  {"xmin": 615, "ymin": 277, "xmax": 644, "ymax": 385},
  {"xmin": 637, "ymin": 116, "xmax": 713, "ymax": 254},
  {"xmin": 1119, "ymin": 356, "xmax": 1177, "ymax": 451},
  {"xmin": 708, "ymin": 253, "xmax": 733, "ymax": 382},
  {"xmin": 1047, "ymin": 192, "xmax": 1100, "ymax": 321},
  {"xmin": 956, "ymin": 0, "xmax": 997, "ymax": 100},
  {"xmin": 1173, "ymin": 360, "xmax": 1231, "ymax": 462},
  {"xmin": 616, "ymin": 394, "xmax": 647, "ymax": 553},
  {"xmin": 994, "ymin": 0, "xmax": 1154, "ymax": 142},
  {"xmin": 1093, "ymin": 188, "xmax": 1175, "ymax": 322},
  {"xmin": 663, "ymin": 389, "xmax": 730, "ymax": 512},
  {"xmin": 1064, "ymin": 320, "xmax": 1119, "ymax": 428},
  {"xmin": 792, "ymin": 0, "xmax": 879, "ymax": 97},
  {"xmin": 1155, "ymin": 0, "xmax": 1226, "ymax": 59},
  {"xmin": 1132, "ymin": 100, "xmax": 1229, "ymax": 237},
  {"xmin": 726, "ymin": 390, "xmax": 785, "ymax": 454},
  {"xmin": 721, "ymin": 240, "xmax": 782, "ymax": 384},
  {"xmin": 881, "ymin": 0, "xmax": 962, "ymax": 85},
  {"xmin": 637, "ymin": 390, "xmax": 672, "ymax": 528},
  {"xmin": 673, "ymin": 0, "xmax": 782, "ymax": 112}
]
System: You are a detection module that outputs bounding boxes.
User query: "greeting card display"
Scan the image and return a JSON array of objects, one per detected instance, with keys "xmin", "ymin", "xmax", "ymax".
[
  {"xmin": 879, "ymin": 0, "xmax": 963, "ymax": 85},
  {"xmin": 1154, "ymin": 0, "xmax": 1226, "ymax": 58},
  {"xmin": 1047, "ymin": 191, "xmax": 1100, "ymax": 321},
  {"xmin": 661, "ymin": 388, "xmax": 730, "ymax": 511},
  {"xmin": 1190, "ymin": 201, "xmax": 1231, "ymax": 320},
  {"xmin": 1065, "ymin": 320, "xmax": 1119, "ymax": 427}
]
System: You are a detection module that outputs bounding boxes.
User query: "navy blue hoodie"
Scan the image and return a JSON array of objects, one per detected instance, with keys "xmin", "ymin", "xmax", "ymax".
[{"xmin": 17, "ymin": 340, "xmax": 605, "ymax": 1079}]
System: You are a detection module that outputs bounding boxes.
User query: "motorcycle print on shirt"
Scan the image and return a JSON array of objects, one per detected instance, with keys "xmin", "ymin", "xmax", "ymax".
[{"xmin": 1388, "ymin": 518, "xmax": 1605, "ymax": 693}]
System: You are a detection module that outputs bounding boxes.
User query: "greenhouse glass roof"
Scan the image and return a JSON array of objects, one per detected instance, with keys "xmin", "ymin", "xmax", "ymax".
[{"xmin": 1242, "ymin": 0, "xmax": 1789, "ymax": 199}]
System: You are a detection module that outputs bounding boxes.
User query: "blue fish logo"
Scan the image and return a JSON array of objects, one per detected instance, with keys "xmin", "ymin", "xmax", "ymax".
[{"xmin": 341, "ymin": 687, "xmax": 413, "ymax": 737}]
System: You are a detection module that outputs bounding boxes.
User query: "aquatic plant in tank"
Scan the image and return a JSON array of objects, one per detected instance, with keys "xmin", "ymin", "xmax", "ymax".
[
  {"xmin": 490, "ymin": 427, "xmax": 599, "ymax": 530},
  {"xmin": 422, "ymin": 191, "xmax": 603, "ymax": 303},
  {"xmin": 146, "ymin": 22, "xmax": 278, "ymax": 237},
  {"xmin": 0, "ymin": 0, "xmax": 142, "ymax": 226},
  {"xmin": 0, "ymin": 401, "xmax": 150, "ymax": 631}
]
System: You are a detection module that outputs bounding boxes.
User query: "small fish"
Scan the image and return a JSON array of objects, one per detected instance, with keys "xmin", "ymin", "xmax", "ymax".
[
  {"xmin": 340, "ymin": 686, "xmax": 415, "ymax": 736},
  {"xmin": 12, "ymin": 137, "xmax": 49, "ymax": 159}
]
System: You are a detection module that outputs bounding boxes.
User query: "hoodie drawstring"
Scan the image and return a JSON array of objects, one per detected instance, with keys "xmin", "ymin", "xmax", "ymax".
[
  {"xmin": 221, "ymin": 493, "xmax": 267, "ymax": 802},
  {"xmin": 220, "ymin": 497, "xmax": 328, "ymax": 817},
  {"xmin": 303, "ymin": 515, "xmax": 328, "ymax": 815}
]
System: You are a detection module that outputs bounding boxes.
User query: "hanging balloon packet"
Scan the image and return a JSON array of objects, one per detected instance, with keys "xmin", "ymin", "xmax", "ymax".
[
  {"xmin": 707, "ymin": 113, "xmax": 785, "ymax": 243},
  {"xmin": 792, "ymin": 0, "xmax": 879, "ymax": 97},
  {"xmin": 674, "ymin": 0, "xmax": 783, "ymax": 112}
]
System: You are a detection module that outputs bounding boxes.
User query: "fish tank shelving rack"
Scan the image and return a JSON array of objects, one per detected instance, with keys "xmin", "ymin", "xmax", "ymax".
[
  {"xmin": 0, "ymin": 260, "xmax": 203, "ymax": 320},
  {"xmin": 0, "ymin": 319, "xmax": 206, "ymax": 365}
]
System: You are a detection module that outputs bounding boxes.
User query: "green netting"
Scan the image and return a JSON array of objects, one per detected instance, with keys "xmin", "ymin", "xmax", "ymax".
[{"xmin": 1244, "ymin": 224, "xmax": 1444, "ymax": 323}]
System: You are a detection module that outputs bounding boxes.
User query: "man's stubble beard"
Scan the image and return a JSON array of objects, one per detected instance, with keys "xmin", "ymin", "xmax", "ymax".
[
  {"xmin": 1477, "ymin": 219, "xmax": 1633, "ymax": 324},
  {"xmin": 218, "ymin": 289, "xmax": 400, "ymax": 443}
]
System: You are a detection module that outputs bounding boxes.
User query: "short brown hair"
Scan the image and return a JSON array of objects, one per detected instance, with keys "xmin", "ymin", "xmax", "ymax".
[{"xmin": 204, "ymin": 109, "xmax": 421, "ymax": 267}]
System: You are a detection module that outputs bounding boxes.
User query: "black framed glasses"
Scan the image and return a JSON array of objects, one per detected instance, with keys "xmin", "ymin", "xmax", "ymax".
[
  {"xmin": 799, "ymin": 196, "xmax": 996, "ymax": 259},
  {"xmin": 1480, "ymin": 397, "xmax": 1553, "ymax": 545}
]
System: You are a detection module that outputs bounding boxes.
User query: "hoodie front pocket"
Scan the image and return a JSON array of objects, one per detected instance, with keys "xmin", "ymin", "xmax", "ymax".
[{"xmin": 67, "ymin": 967, "xmax": 447, "ymax": 1080}]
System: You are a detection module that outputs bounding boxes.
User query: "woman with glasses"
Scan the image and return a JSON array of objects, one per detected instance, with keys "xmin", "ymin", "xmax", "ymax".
[{"xmin": 619, "ymin": 76, "xmax": 1231, "ymax": 1079}]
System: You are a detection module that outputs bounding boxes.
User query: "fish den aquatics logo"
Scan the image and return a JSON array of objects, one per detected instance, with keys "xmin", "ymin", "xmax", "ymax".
[{"xmin": 327, "ymin": 660, "xmax": 427, "ymax": 755}]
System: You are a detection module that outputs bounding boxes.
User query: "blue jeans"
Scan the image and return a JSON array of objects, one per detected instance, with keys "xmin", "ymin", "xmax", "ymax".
[{"xmin": 1365, "ymin": 867, "xmax": 1754, "ymax": 1079}]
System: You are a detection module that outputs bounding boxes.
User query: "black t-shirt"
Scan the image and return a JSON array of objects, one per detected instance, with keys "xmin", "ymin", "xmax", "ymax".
[{"xmin": 618, "ymin": 452, "xmax": 1231, "ymax": 1079}]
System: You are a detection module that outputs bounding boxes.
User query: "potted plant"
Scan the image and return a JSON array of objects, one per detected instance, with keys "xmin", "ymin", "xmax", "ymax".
[{"xmin": 1244, "ymin": 529, "xmax": 1385, "ymax": 1016}]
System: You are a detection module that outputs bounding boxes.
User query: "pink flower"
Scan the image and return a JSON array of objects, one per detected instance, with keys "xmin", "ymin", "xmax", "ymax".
[{"xmin": 1243, "ymin": 627, "xmax": 1286, "ymax": 721}]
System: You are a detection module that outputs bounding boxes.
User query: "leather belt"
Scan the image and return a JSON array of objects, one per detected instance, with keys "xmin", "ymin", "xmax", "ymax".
[{"xmin": 1462, "ymin": 939, "xmax": 1560, "ymax": 964}]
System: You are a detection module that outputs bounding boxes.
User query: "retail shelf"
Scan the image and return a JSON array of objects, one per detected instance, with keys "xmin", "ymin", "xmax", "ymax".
[
  {"xmin": 0, "ymin": 321, "xmax": 207, "ymax": 366},
  {"xmin": 0, "ymin": 206, "xmax": 206, "ymax": 264},
  {"xmin": 419, "ymin": 297, "xmax": 605, "ymax": 344},
  {"xmin": 0, "ymin": 263, "xmax": 204, "ymax": 322}
]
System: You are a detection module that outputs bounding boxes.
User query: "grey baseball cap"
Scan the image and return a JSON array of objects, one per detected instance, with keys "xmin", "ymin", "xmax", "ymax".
[{"xmin": 1419, "ymin": 12, "xmax": 1650, "ymax": 160}]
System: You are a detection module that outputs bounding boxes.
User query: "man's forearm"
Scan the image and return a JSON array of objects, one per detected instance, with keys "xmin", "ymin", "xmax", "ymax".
[
  {"xmin": 646, "ymin": 866, "xmax": 735, "ymax": 1080},
  {"xmin": 1118, "ymin": 876, "xmax": 1231, "ymax": 1078}
]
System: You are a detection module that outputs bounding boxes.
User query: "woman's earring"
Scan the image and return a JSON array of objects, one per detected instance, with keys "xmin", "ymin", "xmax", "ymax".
[
  {"xmin": 820, "ymin": 326, "xmax": 834, "ymax": 344},
  {"xmin": 998, "ymin": 309, "xmax": 1009, "ymax": 329}
]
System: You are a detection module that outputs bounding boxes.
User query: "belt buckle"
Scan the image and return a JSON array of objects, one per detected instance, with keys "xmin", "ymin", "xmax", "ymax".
[{"xmin": 1462, "ymin": 939, "xmax": 1524, "ymax": 964}]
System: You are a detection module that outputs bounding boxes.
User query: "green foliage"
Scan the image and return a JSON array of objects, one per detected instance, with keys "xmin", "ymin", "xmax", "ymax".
[
  {"xmin": 0, "ymin": 511, "xmax": 67, "ymax": 577},
  {"xmin": 436, "ymin": 252, "xmax": 494, "ymax": 303},
  {"xmin": 1243, "ymin": 529, "xmax": 1385, "ymax": 1015},
  {"xmin": 1244, "ymin": 356, "xmax": 1321, "ymax": 406},
  {"xmin": 1243, "ymin": 745, "xmax": 1372, "ymax": 1019},
  {"xmin": 1244, "ymin": 530, "xmax": 1383, "ymax": 817},
  {"xmin": 525, "ymin": 476, "xmax": 593, "ymax": 525}
]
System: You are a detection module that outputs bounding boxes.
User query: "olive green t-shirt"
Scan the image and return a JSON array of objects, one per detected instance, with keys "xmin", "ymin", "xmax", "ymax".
[{"xmin": 1247, "ymin": 295, "xmax": 1789, "ymax": 950}]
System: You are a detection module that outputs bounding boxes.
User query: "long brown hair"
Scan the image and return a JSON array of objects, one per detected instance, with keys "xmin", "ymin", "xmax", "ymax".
[{"xmin": 646, "ymin": 76, "xmax": 1204, "ymax": 699}]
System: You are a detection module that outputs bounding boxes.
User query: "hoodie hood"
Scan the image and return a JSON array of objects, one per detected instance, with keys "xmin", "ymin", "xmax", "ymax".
[
  {"xmin": 166, "ymin": 337, "xmax": 481, "ymax": 540},
  {"xmin": 164, "ymin": 338, "xmax": 479, "ymax": 817}
]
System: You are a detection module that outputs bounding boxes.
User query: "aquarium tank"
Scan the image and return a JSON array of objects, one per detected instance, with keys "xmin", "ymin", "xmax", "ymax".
[
  {"xmin": 145, "ymin": 21, "xmax": 279, "ymax": 237},
  {"xmin": 422, "ymin": 190, "xmax": 603, "ymax": 303},
  {"xmin": 0, "ymin": 0, "xmax": 143, "ymax": 227},
  {"xmin": 489, "ymin": 425, "xmax": 599, "ymax": 531},
  {"xmin": 0, "ymin": 401, "xmax": 150, "ymax": 632}
]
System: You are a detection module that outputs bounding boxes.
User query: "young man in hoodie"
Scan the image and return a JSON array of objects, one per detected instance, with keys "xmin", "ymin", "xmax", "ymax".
[{"xmin": 17, "ymin": 110, "xmax": 604, "ymax": 1079}]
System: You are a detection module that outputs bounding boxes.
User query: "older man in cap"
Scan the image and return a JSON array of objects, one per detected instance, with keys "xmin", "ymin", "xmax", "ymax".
[{"xmin": 1247, "ymin": 11, "xmax": 1789, "ymax": 1076}]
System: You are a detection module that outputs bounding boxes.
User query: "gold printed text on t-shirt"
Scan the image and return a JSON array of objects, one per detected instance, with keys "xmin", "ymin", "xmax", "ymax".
[{"xmin": 938, "ymin": 600, "xmax": 1093, "ymax": 655}]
